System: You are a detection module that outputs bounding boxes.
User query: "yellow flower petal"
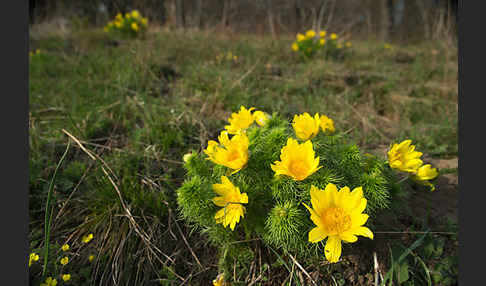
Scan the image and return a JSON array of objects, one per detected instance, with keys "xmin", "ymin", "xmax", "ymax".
[
  {"xmin": 324, "ymin": 236, "xmax": 342, "ymax": 263},
  {"xmin": 309, "ymin": 226, "xmax": 328, "ymax": 243}
]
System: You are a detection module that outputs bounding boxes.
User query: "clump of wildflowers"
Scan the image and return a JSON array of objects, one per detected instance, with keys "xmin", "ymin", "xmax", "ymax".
[
  {"xmin": 291, "ymin": 29, "xmax": 326, "ymax": 58},
  {"xmin": 177, "ymin": 106, "xmax": 439, "ymax": 276},
  {"xmin": 104, "ymin": 10, "xmax": 148, "ymax": 38}
]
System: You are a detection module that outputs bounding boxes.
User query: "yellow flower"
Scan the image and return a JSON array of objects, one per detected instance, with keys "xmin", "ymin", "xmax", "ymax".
[
  {"xmin": 213, "ymin": 176, "xmax": 248, "ymax": 231},
  {"xmin": 40, "ymin": 277, "xmax": 58, "ymax": 286},
  {"xmin": 183, "ymin": 152, "xmax": 194, "ymax": 163},
  {"xmin": 319, "ymin": 30, "xmax": 327, "ymax": 37},
  {"xmin": 345, "ymin": 42, "xmax": 352, "ymax": 48},
  {"xmin": 131, "ymin": 22, "xmax": 139, "ymax": 31},
  {"xmin": 414, "ymin": 164, "xmax": 438, "ymax": 181},
  {"xmin": 387, "ymin": 139, "xmax": 423, "ymax": 173},
  {"xmin": 60, "ymin": 256, "xmax": 69, "ymax": 266},
  {"xmin": 82, "ymin": 233, "xmax": 94, "ymax": 243},
  {"xmin": 36, "ymin": 49, "xmax": 41, "ymax": 54},
  {"xmin": 303, "ymin": 184, "xmax": 373, "ymax": 263},
  {"xmin": 253, "ymin": 110, "xmax": 269, "ymax": 126},
  {"xmin": 319, "ymin": 115, "xmax": 335, "ymax": 134},
  {"xmin": 141, "ymin": 17, "xmax": 148, "ymax": 26},
  {"xmin": 115, "ymin": 21, "xmax": 123, "ymax": 28},
  {"xmin": 125, "ymin": 12, "xmax": 131, "ymax": 19},
  {"xmin": 116, "ymin": 13, "xmax": 123, "ymax": 21},
  {"xmin": 29, "ymin": 252, "xmax": 39, "ymax": 267},
  {"xmin": 305, "ymin": 29, "xmax": 316, "ymax": 38},
  {"xmin": 384, "ymin": 43, "xmax": 392, "ymax": 49},
  {"xmin": 330, "ymin": 33, "xmax": 338, "ymax": 40},
  {"xmin": 62, "ymin": 274, "xmax": 71, "ymax": 282},
  {"xmin": 29, "ymin": 51, "xmax": 34, "ymax": 57},
  {"xmin": 296, "ymin": 33, "xmax": 306, "ymax": 42},
  {"xmin": 103, "ymin": 26, "xmax": 109, "ymax": 32},
  {"xmin": 224, "ymin": 106, "xmax": 255, "ymax": 134},
  {"xmin": 411, "ymin": 164, "xmax": 439, "ymax": 191},
  {"xmin": 319, "ymin": 39, "xmax": 326, "ymax": 46},
  {"xmin": 61, "ymin": 244, "xmax": 70, "ymax": 251},
  {"xmin": 213, "ymin": 273, "xmax": 226, "ymax": 286},
  {"xmin": 131, "ymin": 10, "xmax": 140, "ymax": 19},
  {"xmin": 271, "ymin": 138, "xmax": 321, "ymax": 181},
  {"xmin": 292, "ymin": 112, "xmax": 321, "ymax": 141},
  {"xmin": 204, "ymin": 131, "xmax": 249, "ymax": 174},
  {"xmin": 89, "ymin": 255, "xmax": 95, "ymax": 262},
  {"xmin": 291, "ymin": 42, "xmax": 299, "ymax": 52},
  {"xmin": 337, "ymin": 43, "xmax": 343, "ymax": 49}
]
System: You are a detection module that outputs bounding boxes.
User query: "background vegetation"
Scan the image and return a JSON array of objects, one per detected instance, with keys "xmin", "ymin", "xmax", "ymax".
[{"xmin": 29, "ymin": 1, "xmax": 458, "ymax": 285}]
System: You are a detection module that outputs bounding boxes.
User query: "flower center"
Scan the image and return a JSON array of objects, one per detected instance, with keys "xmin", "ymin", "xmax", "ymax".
[
  {"xmin": 321, "ymin": 207, "xmax": 351, "ymax": 235},
  {"xmin": 289, "ymin": 160, "xmax": 309, "ymax": 179},
  {"xmin": 226, "ymin": 149, "xmax": 240, "ymax": 162}
]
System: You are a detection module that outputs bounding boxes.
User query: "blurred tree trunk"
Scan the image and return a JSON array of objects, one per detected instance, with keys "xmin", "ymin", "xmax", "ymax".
[
  {"xmin": 294, "ymin": 0, "xmax": 306, "ymax": 31},
  {"xmin": 164, "ymin": 0, "xmax": 176, "ymax": 27},
  {"xmin": 221, "ymin": 0, "xmax": 229, "ymax": 29},
  {"xmin": 175, "ymin": 0, "xmax": 185, "ymax": 28},
  {"xmin": 265, "ymin": 0, "xmax": 276, "ymax": 38},
  {"xmin": 194, "ymin": 0, "xmax": 202, "ymax": 28}
]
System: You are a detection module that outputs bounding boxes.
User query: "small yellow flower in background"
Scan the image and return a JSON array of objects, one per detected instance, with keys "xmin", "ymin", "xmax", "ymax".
[
  {"xmin": 305, "ymin": 29, "xmax": 316, "ymax": 38},
  {"xmin": 116, "ymin": 13, "xmax": 123, "ymax": 21},
  {"xmin": 253, "ymin": 110, "xmax": 269, "ymax": 126},
  {"xmin": 337, "ymin": 43, "xmax": 343, "ymax": 49},
  {"xmin": 115, "ymin": 21, "xmax": 123, "ymax": 28},
  {"xmin": 224, "ymin": 106, "xmax": 256, "ymax": 134},
  {"xmin": 36, "ymin": 49, "xmax": 41, "ymax": 54},
  {"xmin": 131, "ymin": 10, "xmax": 140, "ymax": 19},
  {"xmin": 296, "ymin": 33, "xmax": 306, "ymax": 42},
  {"xmin": 204, "ymin": 131, "xmax": 249, "ymax": 174},
  {"xmin": 82, "ymin": 233, "xmax": 94, "ymax": 243},
  {"xmin": 40, "ymin": 277, "xmax": 58, "ymax": 286},
  {"xmin": 183, "ymin": 152, "xmax": 194, "ymax": 163},
  {"xmin": 103, "ymin": 26, "xmax": 109, "ymax": 32},
  {"xmin": 213, "ymin": 273, "xmax": 226, "ymax": 286},
  {"xmin": 271, "ymin": 138, "xmax": 322, "ymax": 181},
  {"xmin": 141, "ymin": 17, "xmax": 148, "ymax": 26},
  {"xmin": 291, "ymin": 42, "xmax": 299, "ymax": 52},
  {"xmin": 131, "ymin": 22, "xmax": 139, "ymax": 31},
  {"xmin": 292, "ymin": 112, "xmax": 321, "ymax": 141},
  {"xmin": 319, "ymin": 115, "xmax": 335, "ymax": 134},
  {"xmin": 62, "ymin": 274, "xmax": 71, "ymax": 282},
  {"xmin": 29, "ymin": 51, "xmax": 34, "ymax": 57},
  {"xmin": 387, "ymin": 139, "xmax": 423, "ymax": 173},
  {"xmin": 330, "ymin": 33, "xmax": 338, "ymax": 40},
  {"xmin": 61, "ymin": 244, "xmax": 70, "ymax": 251},
  {"xmin": 60, "ymin": 256, "xmax": 69, "ymax": 266},
  {"xmin": 29, "ymin": 252, "xmax": 39, "ymax": 267},
  {"xmin": 89, "ymin": 255, "xmax": 95, "ymax": 262},
  {"xmin": 319, "ymin": 39, "xmax": 326, "ymax": 46},
  {"xmin": 303, "ymin": 183, "xmax": 373, "ymax": 263},
  {"xmin": 213, "ymin": 176, "xmax": 248, "ymax": 231},
  {"xmin": 125, "ymin": 12, "xmax": 131, "ymax": 19},
  {"xmin": 319, "ymin": 30, "xmax": 327, "ymax": 37},
  {"xmin": 345, "ymin": 42, "xmax": 352, "ymax": 48}
]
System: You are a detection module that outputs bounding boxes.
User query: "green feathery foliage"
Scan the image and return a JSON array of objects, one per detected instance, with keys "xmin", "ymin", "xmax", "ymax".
[{"xmin": 176, "ymin": 110, "xmax": 405, "ymax": 269}]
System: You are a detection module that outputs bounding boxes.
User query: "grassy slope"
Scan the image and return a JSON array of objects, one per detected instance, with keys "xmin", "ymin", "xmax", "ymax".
[{"xmin": 29, "ymin": 25, "xmax": 458, "ymax": 285}]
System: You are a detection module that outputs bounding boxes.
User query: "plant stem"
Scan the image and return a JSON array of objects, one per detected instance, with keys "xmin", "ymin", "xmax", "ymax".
[{"xmin": 42, "ymin": 140, "xmax": 71, "ymax": 277}]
